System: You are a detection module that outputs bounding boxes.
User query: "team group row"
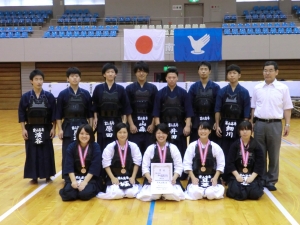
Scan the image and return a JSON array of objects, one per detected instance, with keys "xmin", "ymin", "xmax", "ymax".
[{"xmin": 18, "ymin": 60, "xmax": 293, "ymax": 201}]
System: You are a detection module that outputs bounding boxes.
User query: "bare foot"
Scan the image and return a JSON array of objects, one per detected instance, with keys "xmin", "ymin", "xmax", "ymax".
[{"xmin": 30, "ymin": 179, "xmax": 38, "ymax": 184}]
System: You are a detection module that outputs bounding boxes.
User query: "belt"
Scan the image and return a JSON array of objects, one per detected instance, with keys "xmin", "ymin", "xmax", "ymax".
[{"xmin": 255, "ymin": 118, "xmax": 281, "ymax": 123}]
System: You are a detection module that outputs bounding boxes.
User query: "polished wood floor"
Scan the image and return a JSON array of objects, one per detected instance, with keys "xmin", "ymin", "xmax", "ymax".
[{"xmin": 0, "ymin": 110, "xmax": 299, "ymax": 225}]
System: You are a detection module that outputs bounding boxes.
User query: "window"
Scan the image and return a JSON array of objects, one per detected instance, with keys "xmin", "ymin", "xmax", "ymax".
[
  {"xmin": 0, "ymin": 0, "xmax": 53, "ymax": 6},
  {"xmin": 65, "ymin": 0, "xmax": 105, "ymax": 5}
]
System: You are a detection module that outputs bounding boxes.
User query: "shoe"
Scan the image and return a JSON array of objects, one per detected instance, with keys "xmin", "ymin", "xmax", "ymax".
[
  {"xmin": 266, "ymin": 185, "xmax": 277, "ymax": 191},
  {"xmin": 46, "ymin": 177, "xmax": 52, "ymax": 183},
  {"xmin": 30, "ymin": 179, "xmax": 38, "ymax": 184}
]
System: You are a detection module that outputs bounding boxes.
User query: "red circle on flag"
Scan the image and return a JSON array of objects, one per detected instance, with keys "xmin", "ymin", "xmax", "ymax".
[{"xmin": 135, "ymin": 35, "xmax": 153, "ymax": 54}]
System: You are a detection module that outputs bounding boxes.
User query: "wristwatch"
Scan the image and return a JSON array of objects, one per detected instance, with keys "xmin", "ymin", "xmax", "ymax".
[{"xmin": 285, "ymin": 124, "xmax": 290, "ymax": 127}]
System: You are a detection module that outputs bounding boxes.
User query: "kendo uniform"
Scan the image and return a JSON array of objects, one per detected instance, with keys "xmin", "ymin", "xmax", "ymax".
[
  {"xmin": 226, "ymin": 137, "xmax": 264, "ymax": 201},
  {"xmin": 56, "ymin": 87, "xmax": 93, "ymax": 176},
  {"xmin": 188, "ymin": 80, "xmax": 220, "ymax": 143},
  {"xmin": 92, "ymin": 83, "xmax": 132, "ymax": 150},
  {"xmin": 59, "ymin": 142, "xmax": 103, "ymax": 201},
  {"xmin": 183, "ymin": 141, "xmax": 225, "ymax": 200},
  {"xmin": 18, "ymin": 90, "xmax": 56, "ymax": 180},
  {"xmin": 126, "ymin": 82, "xmax": 158, "ymax": 155},
  {"xmin": 97, "ymin": 141, "xmax": 142, "ymax": 199},
  {"xmin": 153, "ymin": 86, "xmax": 194, "ymax": 158},
  {"xmin": 215, "ymin": 84, "xmax": 251, "ymax": 158},
  {"xmin": 136, "ymin": 143, "xmax": 185, "ymax": 202}
]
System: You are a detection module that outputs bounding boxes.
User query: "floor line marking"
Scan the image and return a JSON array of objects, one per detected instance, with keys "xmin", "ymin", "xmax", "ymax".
[
  {"xmin": 146, "ymin": 201, "xmax": 156, "ymax": 225},
  {"xmin": 0, "ymin": 171, "xmax": 62, "ymax": 223},
  {"xmin": 264, "ymin": 188, "xmax": 299, "ymax": 225}
]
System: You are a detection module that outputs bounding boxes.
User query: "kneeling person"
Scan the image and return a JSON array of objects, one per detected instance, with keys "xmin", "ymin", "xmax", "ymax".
[
  {"xmin": 59, "ymin": 124, "xmax": 103, "ymax": 201},
  {"xmin": 136, "ymin": 123, "xmax": 185, "ymax": 202},
  {"xmin": 183, "ymin": 122, "xmax": 225, "ymax": 200},
  {"xmin": 97, "ymin": 123, "xmax": 142, "ymax": 199},
  {"xmin": 226, "ymin": 121, "xmax": 264, "ymax": 201}
]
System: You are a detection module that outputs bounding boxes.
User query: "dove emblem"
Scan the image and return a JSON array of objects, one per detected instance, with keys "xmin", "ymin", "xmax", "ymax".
[{"xmin": 187, "ymin": 34, "xmax": 210, "ymax": 54}]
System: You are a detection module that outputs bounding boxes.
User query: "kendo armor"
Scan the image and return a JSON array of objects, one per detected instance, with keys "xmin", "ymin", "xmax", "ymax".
[
  {"xmin": 194, "ymin": 88, "xmax": 214, "ymax": 114},
  {"xmin": 64, "ymin": 93, "xmax": 86, "ymax": 119},
  {"xmin": 27, "ymin": 95, "xmax": 51, "ymax": 124},
  {"xmin": 98, "ymin": 91, "xmax": 122, "ymax": 118},
  {"xmin": 132, "ymin": 89, "xmax": 151, "ymax": 115}
]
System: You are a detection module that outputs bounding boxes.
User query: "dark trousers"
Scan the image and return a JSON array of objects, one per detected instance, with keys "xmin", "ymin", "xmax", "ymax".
[
  {"xmin": 59, "ymin": 182, "xmax": 98, "ymax": 201},
  {"xmin": 226, "ymin": 178, "xmax": 264, "ymax": 201}
]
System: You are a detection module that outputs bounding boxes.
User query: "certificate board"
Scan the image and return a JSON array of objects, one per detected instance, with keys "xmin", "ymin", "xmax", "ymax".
[{"xmin": 150, "ymin": 163, "xmax": 173, "ymax": 195}]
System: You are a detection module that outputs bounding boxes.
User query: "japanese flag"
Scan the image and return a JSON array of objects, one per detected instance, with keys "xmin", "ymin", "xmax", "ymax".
[{"xmin": 124, "ymin": 29, "xmax": 165, "ymax": 61}]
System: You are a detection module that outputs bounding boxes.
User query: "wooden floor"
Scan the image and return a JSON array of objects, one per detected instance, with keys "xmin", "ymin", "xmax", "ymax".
[{"xmin": 0, "ymin": 110, "xmax": 299, "ymax": 225}]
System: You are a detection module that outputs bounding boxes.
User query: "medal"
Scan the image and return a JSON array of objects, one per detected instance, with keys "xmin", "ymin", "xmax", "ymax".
[
  {"xmin": 197, "ymin": 139, "xmax": 210, "ymax": 173},
  {"xmin": 121, "ymin": 168, "xmax": 126, "ymax": 174},
  {"xmin": 78, "ymin": 144, "xmax": 89, "ymax": 174},
  {"xmin": 157, "ymin": 142, "xmax": 167, "ymax": 163},
  {"xmin": 240, "ymin": 139, "xmax": 250, "ymax": 174},
  {"xmin": 116, "ymin": 140, "xmax": 128, "ymax": 174}
]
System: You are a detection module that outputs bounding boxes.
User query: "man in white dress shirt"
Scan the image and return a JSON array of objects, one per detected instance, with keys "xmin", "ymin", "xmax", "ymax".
[{"xmin": 251, "ymin": 61, "xmax": 293, "ymax": 191}]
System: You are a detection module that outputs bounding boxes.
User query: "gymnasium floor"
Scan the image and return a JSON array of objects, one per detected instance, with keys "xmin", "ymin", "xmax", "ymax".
[{"xmin": 0, "ymin": 110, "xmax": 299, "ymax": 225}]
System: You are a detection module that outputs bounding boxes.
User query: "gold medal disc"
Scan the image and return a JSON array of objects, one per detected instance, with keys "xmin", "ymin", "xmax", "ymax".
[
  {"xmin": 81, "ymin": 168, "xmax": 86, "ymax": 173},
  {"xmin": 201, "ymin": 166, "xmax": 206, "ymax": 172},
  {"xmin": 243, "ymin": 167, "xmax": 248, "ymax": 173},
  {"xmin": 121, "ymin": 168, "xmax": 126, "ymax": 174}
]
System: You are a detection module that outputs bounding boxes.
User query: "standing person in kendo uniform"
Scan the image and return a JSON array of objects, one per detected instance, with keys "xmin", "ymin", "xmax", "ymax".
[
  {"xmin": 226, "ymin": 121, "xmax": 264, "ymax": 201},
  {"xmin": 97, "ymin": 123, "xmax": 142, "ymax": 199},
  {"xmin": 59, "ymin": 124, "xmax": 103, "ymax": 201},
  {"xmin": 215, "ymin": 64, "xmax": 251, "ymax": 160},
  {"xmin": 56, "ymin": 67, "xmax": 93, "ymax": 177},
  {"xmin": 18, "ymin": 69, "xmax": 56, "ymax": 184},
  {"xmin": 183, "ymin": 122, "xmax": 225, "ymax": 200},
  {"xmin": 152, "ymin": 67, "xmax": 193, "ymax": 162},
  {"xmin": 126, "ymin": 61, "xmax": 158, "ymax": 155},
  {"xmin": 92, "ymin": 63, "xmax": 132, "ymax": 151},
  {"xmin": 188, "ymin": 61, "xmax": 220, "ymax": 143}
]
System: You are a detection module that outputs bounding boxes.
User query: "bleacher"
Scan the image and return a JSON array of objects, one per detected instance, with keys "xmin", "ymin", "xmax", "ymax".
[
  {"xmin": 43, "ymin": 25, "xmax": 118, "ymax": 38},
  {"xmin": 222, "ymin": 22, "xmax": 299, "ymax": 35},
  {"xmin": 0, "ymin": 10, "xmax": 52, "ymax": 26},
  {"xmin": 0, "ymin": 26, "xmax": 33, "ymax": 38},
  {"xmin": 241, "ymin": 5, "xmax": 287, "ymax": 23},
  {"xmin": 57, "ymin": 9, "xmax": 98, "ymax": 25},
  {"xmin": 292, "ymin": 5, "xmax": 300, "ymax": 19}
]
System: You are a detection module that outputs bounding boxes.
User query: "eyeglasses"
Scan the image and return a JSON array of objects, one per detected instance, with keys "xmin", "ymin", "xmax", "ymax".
[{"xmin": 263, "ymin": 70, "xmax": 275, "ymax": 74}]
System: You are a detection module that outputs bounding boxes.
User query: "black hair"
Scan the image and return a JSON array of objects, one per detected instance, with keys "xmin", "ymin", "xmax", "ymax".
[
  {"xmin": 102, "ymin": 63, "xmax": 118, "ymax": 75},
  {"xmin": 238, "ymin": 120, "xmax": 252, "ymax": 132},
  {"xmin": 133, "ymin": 61, "xmax": 149, "ymax": 74},
  {"xmin": 113, "ymin": 122, "xmax": 129, "ymax": 140},
  {"xmin": 264, "ymin": 61, "xmax": 278, "ymax": 70},
  {"xmin": 226, "ymin": 64, "xmax": 241, "ymax": 74},
  {"xmin": 165, "ymin": 66, "xmax": 178, "ymax": 76},
  {"xmin": 153, "ymin": 123, "xmax": 171, "ymax": 143},
  {"xmin": 198, "ymin": 121, "xmax": 212, "ymax": 131},
  {"xmin": 76, "ymin": 124, "xmax": 95, "ymax": 144},
  {"xmin": 66, "ymin": 67, "xmax": 81, "ymax": 77},
  {"xmin": 29, "ymin": 69, "xmax": 44, "ymax": 80},
  {"xmin": 197, "ymin": 61, "xmax": 211, "ymax": 71}
]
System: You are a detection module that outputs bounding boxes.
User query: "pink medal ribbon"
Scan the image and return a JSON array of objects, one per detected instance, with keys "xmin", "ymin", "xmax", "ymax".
[
  {"xmin": 240, "ymin": 139, "xmax": 249, "ymax": 173},
  {"xmin": 197, "ymin": 139, "xmax": 210, "ymax": 172},
  {"xmin": 78, "ymin": 144, "xmax": 89, "ymax": 173},
  {"xmin": 156, "ymin": 142, "xmax": 167, "ymax": 163},
  {"xmin": 116, "ymin": 140, "xmax": 128, "ymax": 174}
]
